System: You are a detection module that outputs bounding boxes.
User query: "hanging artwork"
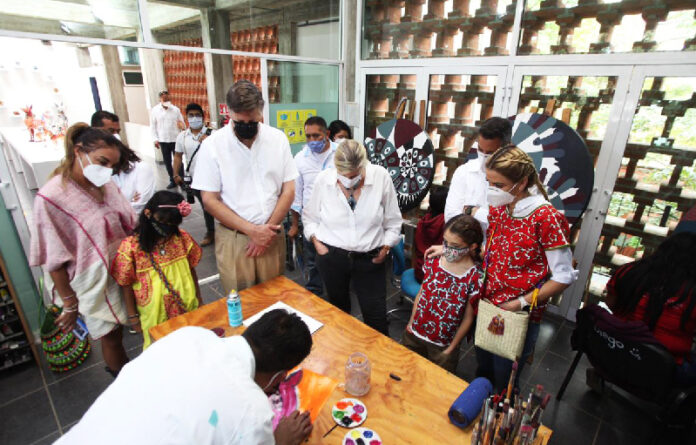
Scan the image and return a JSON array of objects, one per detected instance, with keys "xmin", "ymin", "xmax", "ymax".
[
  {"xmin": 365, "ymin": 118, "xmax": 435, "ymax": 212},
  {"xmin": 269, "ymin": 368, "xmax": 337, "ymax": 430},
  {"xmin": 509, "ymin": 113, "xmax": 594, "ymax": 226}
]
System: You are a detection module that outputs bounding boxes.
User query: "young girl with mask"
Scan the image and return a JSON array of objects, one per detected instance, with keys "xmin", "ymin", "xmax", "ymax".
[
  {"xmin": 111, "ymin": 191, "xmax": 203, "ymax": 349},
  {"xmin": 475, "ymin": 145, "xmax": 577, "ymax": 390},
  {"xmin": 30, "ymin": 123, "xmax": 137, "ymax": 377},
  {"xmin": 402, "ymin": 215, "xmax": 483, "ymax": 372}
]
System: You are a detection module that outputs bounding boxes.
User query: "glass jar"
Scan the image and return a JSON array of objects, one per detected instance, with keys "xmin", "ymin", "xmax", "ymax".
[{"xmin": 345, "ymin": 352, "xmax": 371, "ymax": 396}]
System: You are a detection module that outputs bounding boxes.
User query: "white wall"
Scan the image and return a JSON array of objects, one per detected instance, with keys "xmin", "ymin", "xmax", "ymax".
[
  {"xmin": 124, "ymin": 85, "xmax": 149, "ymax": 126},
  {"xmin": 297, "ymin": 21, "xmax": 340, "ymax": 60},
  {"xmin": 0, "ymin": 38, "xmax": 109, "ymax": 127}
]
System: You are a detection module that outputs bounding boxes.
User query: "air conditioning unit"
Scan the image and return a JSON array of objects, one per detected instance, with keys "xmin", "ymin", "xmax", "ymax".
[{"xmin": 122, "ymin": 71, "xmax": 143, "ymax": 86}]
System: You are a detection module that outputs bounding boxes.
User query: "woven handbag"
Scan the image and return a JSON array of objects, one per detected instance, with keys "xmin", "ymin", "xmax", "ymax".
[{"xmin": 474, "ymin": 299, "xmax": 530, "ymax": 361}]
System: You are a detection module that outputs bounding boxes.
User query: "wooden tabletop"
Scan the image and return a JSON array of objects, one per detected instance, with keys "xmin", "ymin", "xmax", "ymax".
[{"xmin": 150, "ymin": 276, "xmax": 552, "ymax": 444}]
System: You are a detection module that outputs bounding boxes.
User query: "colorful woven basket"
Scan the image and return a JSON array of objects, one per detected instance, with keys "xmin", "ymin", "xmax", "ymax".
[{"xmin": 40, "ymin": 306, "xmax": 91, "ymax": 373}]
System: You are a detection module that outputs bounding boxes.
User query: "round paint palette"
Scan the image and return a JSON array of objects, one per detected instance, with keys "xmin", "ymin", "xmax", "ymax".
[
  {"xmin": 342, "ymin": 427, "xmax": 382, "ymax": 445},
  {"xmin": 332, "ymin": 398, "xmax": 367, "ymax": 428}
]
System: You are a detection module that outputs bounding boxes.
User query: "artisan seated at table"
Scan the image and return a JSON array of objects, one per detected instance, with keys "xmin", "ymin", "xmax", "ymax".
[
  {"xmin": 55, "ymin": 309, "xmax": 314, "ymax": 445},
  {"xmin": 605, "ymin": 232, "xmax": 696, "ymax": 387}
]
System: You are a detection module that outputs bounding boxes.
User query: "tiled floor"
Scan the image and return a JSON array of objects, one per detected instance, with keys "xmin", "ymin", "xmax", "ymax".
[{"xmin": 1, "ymin": 159, "xmax": 693, "ymax": 444}]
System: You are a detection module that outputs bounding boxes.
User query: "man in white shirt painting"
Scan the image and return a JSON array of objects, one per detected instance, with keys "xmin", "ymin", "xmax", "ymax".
[
  {"xmin": 193, "ymin": 80, "xmax": 297, "ymax": 294},
  {"xmin": 91, "ymin": 111, "xmax": 155, "ymax": 214},
  {"xmin": 444, "ymin": 117, "xmax": 512, "ymax": 232},
  {"xmin": 150, "ymin": 90, "xmax": 185, "ymax": 189},
  {"xmin": 173, "ymin": 102, "xmax": 215, "ymax": 246},
  {"xmin": 288, "ymin": 116, "xmax": 337, "ymax": 296},
  {"xmin": 55, "ymin": 309, "xmax": 314, "ymax": 445}
]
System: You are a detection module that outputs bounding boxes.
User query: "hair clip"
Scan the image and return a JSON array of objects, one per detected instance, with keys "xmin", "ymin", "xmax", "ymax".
[{"xmin": 159, "ymin": 200, "xmax": 192, "ymax": 217}]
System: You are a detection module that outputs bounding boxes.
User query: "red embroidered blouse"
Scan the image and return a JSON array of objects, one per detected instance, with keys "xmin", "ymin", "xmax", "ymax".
[
  {"xmin": 607, "ymin": 263, "xmax": 696, "ymax": 365},
  {"xmin": 479, "ymin": 203, "xmax": 571, "ymax": 322},
  {"xmin": 411, "ymin": 257, "xmax": 482, "ymax": 347}
]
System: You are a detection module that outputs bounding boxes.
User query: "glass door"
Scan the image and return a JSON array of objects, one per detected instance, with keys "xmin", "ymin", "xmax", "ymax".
[
  {"xmin": 507, "ymin": 66, "xmax": 633, "ymax": 318},
  {"xmin": 567, "ymin": 65, "xmax": 696, "ymax": 319}
]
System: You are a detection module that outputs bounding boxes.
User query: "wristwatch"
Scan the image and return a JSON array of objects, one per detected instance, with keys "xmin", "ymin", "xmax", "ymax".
[{"xmin": 518, "ymin": 295, "xmax": 530, "ymax": 310}]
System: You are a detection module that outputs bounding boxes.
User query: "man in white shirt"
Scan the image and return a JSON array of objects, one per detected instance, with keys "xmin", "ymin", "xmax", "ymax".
[
  {"xmin": 173, "ymin": 102, "xmax": 215, "ymax": 246},
  {"xmin": 55, "ymin": 309, "xmax": 314, "ymax": 445},
  {"xmin": 91, "ymin": 110, "xmax": 155, "ymax": 214},
  {"xmin": 193, "ymin": 80, "xmax": 297, "ymax": 294},
  {"xmin": 150, "ymin": 90, "xmax": 185, "ymax": 189},
  {"xmin": 288, "ymin": 116, "xmax": 337, "ymax": 296},
  {"xmin": 444, "ymin": 117, "xmax": 512, "ymax": 231}
]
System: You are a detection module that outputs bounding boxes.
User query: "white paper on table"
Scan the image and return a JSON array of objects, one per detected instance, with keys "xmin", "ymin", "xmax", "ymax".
[{"xmin": 242, "ymin": 301, "xmax": 323, "ymax": 334}]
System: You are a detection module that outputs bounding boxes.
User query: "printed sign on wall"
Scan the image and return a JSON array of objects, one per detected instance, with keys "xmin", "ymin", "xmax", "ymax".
[{"xmin": 276, "ymin": 109, "xmax": 317, "ymax": 144}]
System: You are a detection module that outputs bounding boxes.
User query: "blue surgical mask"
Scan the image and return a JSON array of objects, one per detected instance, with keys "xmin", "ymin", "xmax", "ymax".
[
  {"xmin": 188, "ymin": 116, "xmax": 203, "ymax": 130},
  {"xmin": 307, "ymin": 140, "xmax": 325, "ymax": 153}
]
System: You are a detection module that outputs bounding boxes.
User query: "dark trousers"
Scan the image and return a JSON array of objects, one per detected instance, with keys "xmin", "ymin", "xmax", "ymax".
[
  {"xmin": 315, "ymin": 245, "xmax": 388, "ymax": 336},
  {"xmin": 192, "ymin": 189, "xmax": 215, "ymax": 234},
  {"xmin": 159, "ymin": 142, "xmax": 179, "ymax": 182},
  {"xmin": 302, "ymin": 239, "xmax": 324, "ymax": 296},
  {"xmin": 475, "ymin": 321, "xmax": 541, "ymax": 392}
]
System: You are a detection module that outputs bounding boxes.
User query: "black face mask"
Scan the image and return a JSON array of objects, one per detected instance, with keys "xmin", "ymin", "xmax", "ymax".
[
  {"xmin": 234, "ymin": 121, "xmax": 259, "ymax": 140},
  {"xmin": 151, "ymin": 219, "xmax": 178, "ymax": 237}
]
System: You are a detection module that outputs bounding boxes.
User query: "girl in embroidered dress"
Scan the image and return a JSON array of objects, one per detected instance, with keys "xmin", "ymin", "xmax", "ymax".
[
  {"xmin": 30, "ymin": 123, "xmax": 137, "ymax": 377},
  {"xmin": 402, "ymin": 215, "xmax": 483, "ymax": 372},
  {"xmin": 112, "ymin": 191, "xmax": 202, "ymax": 349}
]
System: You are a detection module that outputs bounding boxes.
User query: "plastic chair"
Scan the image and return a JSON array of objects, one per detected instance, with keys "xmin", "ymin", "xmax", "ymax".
[
  {"xmin": 387, "ymin": 239, "xmax": 421, "ymax": 322},
  {"xmin": 557, "ymin": 304, "xmax": 696, "ymax": 444}
]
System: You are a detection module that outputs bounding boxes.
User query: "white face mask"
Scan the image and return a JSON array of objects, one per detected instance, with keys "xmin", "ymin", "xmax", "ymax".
[
  {"xmin": 112, "ymin": 133, "xmax": 121, "ymax": 141},
  {"xmin": 79, "ymin": 153, "xmax": 113, "ymax": 187},
  {"xmin": 338, "ymin": 173, "xmax": 362, "ymax": 189},
  {"xmin": 487, "ymin": 183, "xmax": 519, "ymax": 207},
  {"xmin": 262, "ymin": 370, "xmax": 286, "ymax": 393},
  {"xmin": 334, "ymin": 137, "xmax": 345, "ymax": 144},
  {"xmin": 188, "ymin": 116, "xmax": 203, "ymax": 130},
  {"xmin": 478, "ymin": 149, "xmax": 491, "ymax": 172},
  {"xmin": 162, "ymin": 101, "xmax": 172, "ymax": 108}
]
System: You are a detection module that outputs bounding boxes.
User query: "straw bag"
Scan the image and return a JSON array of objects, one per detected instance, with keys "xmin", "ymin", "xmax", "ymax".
[
  {"xmin": 475, "ymin": 222, "xmax": 538, "ymax": 361},
  {"xmin": 474, "ymin": 299, "xmax": 531, "ymax": 361}
]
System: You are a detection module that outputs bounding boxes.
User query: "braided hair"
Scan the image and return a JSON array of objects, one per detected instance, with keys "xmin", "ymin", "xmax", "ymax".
[{"xmin": 485, "ymin": 145, "xmax": 549, "ymax": 201}]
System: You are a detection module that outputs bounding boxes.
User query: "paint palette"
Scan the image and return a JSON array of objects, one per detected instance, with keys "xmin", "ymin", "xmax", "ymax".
[
  {"xmin": 332, "ymin": 398, "xmax": 367, "ymax": 428},
  {"xmin": 342, "ymin": 427, "xmax": 382, "ymax": 445}
]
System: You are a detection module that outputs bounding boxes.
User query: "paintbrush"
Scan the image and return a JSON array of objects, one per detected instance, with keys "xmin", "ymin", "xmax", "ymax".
[
  {"xmin": 322, "ymin": 423, "xmax": 339, "ymax": 438},
  {"xmin": 507, "ymin": 361, "xmax": 518, "ymax": 400}
]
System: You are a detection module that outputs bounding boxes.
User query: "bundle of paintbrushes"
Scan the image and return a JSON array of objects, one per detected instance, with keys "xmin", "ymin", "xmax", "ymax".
[{"xmin": 470, "ymin": 362, "xmax": 552, "ymax": 445}]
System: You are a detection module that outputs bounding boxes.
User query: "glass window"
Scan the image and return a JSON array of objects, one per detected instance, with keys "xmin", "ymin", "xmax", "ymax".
[
  {"xmin": 1, "ymin": 0, "xmax": 141, "ymax": 41},
  {"xmin": 147, "ymin": 1, "xmax": 202, "ymax": 46},
  {"xmin": 362, "ymin": 0, "xmax": 518, "ymax": 60},
  {"xmin": 269, "ymin": 62, "xmax": 340, "ymax": 154},
  {"xmin": 519, "ymin": 0, "xmax": 696, "ymax": 55},
  {"xmin": 583, "ymin": 76, "xmax": 696, "ymax": 306}
]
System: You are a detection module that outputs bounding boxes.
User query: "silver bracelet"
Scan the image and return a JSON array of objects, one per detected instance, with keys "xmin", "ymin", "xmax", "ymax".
[{"xmin": 62, "ymin": 304, "xmax": 79, "ymax": 313}]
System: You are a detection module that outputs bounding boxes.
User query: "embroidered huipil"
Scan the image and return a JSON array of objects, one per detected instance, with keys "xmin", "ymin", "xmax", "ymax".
[{"xmin": 411, "ymin": 257, "xmax": 482, "ymax": 347}]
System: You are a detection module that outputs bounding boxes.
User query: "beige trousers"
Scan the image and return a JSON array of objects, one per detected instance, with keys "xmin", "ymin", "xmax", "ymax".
[{"xmin": 215, "ymin": 224, "xmax": 286, "ymax": 295}]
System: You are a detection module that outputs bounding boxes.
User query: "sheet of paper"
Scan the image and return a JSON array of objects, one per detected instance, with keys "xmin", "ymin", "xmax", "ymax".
[{"xmin": 242, "ymin": 301, "xmax": 323, "ymax": 334}]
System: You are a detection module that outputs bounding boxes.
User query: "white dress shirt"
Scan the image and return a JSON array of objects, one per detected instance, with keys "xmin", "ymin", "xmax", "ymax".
[
  {"xmin": 175, "ymin": 126, "xmax": 211, "ymax": 177},
  {"xmin": 192, "ymin": 122, "xmax": 298, "ymax": 225},
  {"xmin": 55, "ymin": 327, "xmax": 274, "ymax": 445},
  {"xmin": 291, "ymin": 141, "xmax": 337, "ymax": 214},
  {"xmin": 111, "ymin": 161, "xmax": 156, "ymax": 214},
  {"xmin": 303, "ymin": 163, "xmax": 403, "ymax": 252},
  {"xmin": 444, "ymin": 155, "xmax": 489, "ymax": 231},
  {"xmin": 150, "ymin": 103, "xmax": 184, "ymax": 143},
  {"xmin": 511, "ymin": 194, "xmax": 579, "ymax": 285}
]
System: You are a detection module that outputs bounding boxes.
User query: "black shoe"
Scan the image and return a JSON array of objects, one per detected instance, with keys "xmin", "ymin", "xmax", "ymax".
[{"xmin": 166, "ymin": 182, "xmax": 177, "ymax": 189}]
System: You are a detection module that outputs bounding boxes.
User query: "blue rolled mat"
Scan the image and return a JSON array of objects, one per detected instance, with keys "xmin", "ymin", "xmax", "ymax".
[{"xmin": 448, "ymin": 377, "xmax": 493, "ymax": 428}]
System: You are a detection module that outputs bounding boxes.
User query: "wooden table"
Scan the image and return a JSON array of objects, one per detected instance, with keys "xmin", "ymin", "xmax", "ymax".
[{"xmin": 151, "ymin": 276, "xmax": 552, "ymax": 444}]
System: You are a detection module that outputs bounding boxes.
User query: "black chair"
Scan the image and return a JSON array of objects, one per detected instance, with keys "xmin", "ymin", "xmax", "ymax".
[{"xmin": 557, "ymin": 304, "xmax": 696, "ymax": 444}]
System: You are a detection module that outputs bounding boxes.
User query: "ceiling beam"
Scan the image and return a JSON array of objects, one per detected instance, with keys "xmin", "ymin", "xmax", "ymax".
[
  {"xmin": 0, "ymin": 13, "xmax": 107, "ymax": 38},
  {"xmin": 149, "ymin": 0, "xmax": 215, "ymax": 8}
]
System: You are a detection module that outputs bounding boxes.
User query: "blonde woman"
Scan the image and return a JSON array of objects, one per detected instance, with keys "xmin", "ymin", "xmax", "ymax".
[
  {"xmin": 428, "ymin": 145, "xmax": 577, "ymax": 390},
  {"xmin": 302, "ymin": 140, "xmax": 402, "ymax": 335},
  {"xmin": 30, "ymin": 123, "xmax": 137, "ymax": 376}
]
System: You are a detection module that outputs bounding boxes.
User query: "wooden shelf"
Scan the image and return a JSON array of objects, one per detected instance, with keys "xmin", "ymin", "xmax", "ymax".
[{"xmin": 0, "ymin": 354, "xmax": 32, "ymax": 372}]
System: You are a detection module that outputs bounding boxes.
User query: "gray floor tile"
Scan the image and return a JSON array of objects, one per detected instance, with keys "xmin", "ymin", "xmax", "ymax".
[
  {"xmin": 47, "ymin": 363, "xmax": 114, "ymax": 428},
  {"xmin": 0, "ymin": 362, "xmax": 44, "ymax": 408},
  {"xmin": 0, "ymin": 389, "xmax": 59, "ymax": 445}
]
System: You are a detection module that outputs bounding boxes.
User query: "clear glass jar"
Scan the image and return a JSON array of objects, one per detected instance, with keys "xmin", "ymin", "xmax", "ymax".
[{"xmin": 345, "ymin": 352, "xmax": 371, "ymax": 396}]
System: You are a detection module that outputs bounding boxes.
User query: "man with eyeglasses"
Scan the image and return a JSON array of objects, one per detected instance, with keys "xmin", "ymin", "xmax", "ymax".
[{"xmin": 193, "ymin": 80, "xmax": 297, "ymax": 294}]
